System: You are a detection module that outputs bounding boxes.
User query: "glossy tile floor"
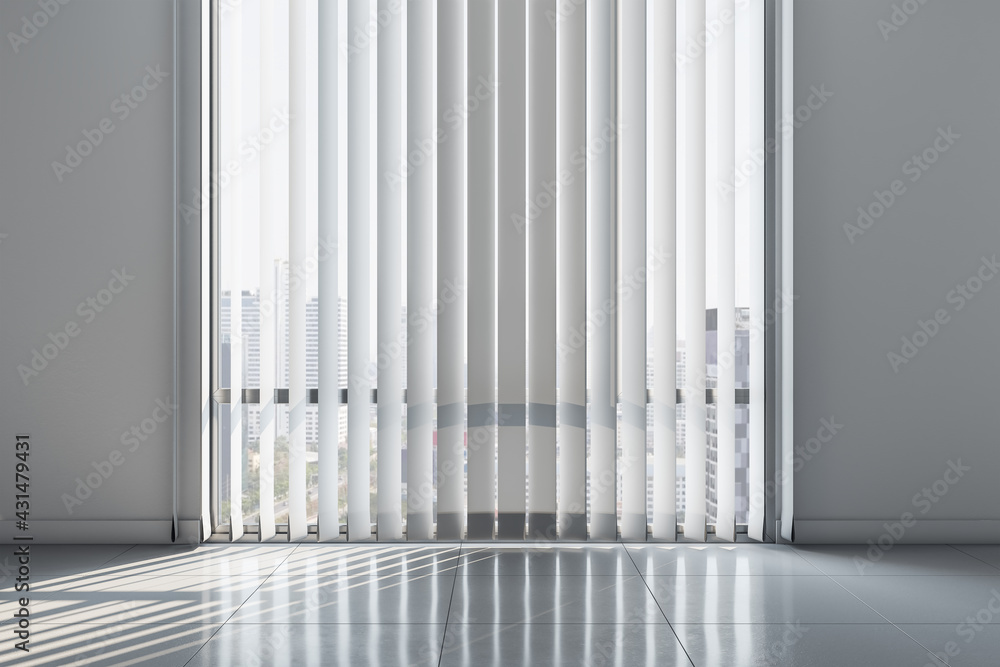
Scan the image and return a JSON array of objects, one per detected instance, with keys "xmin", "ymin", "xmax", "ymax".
[{"xmin": 2, "ymin": 543, "xmax": 999, "ymax": 665}]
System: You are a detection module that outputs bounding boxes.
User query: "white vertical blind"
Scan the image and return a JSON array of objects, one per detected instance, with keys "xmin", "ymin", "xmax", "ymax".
[
  {"xmin": 651, "ymin": 0, "xmax": 677, "ymax": 542},
  {"xmin": 683, "ymin": 0, "xmax": 708, "ymax": 543},
  {"xmin": 317, "ymin": 0, "xmax": 339, "ymax": 542},
  {"xmin": 587, "ymin": 0, "xmax": 617, "ymax": 542},
  {"xmin": 714, "ymin": 0, "xmax": 737, "ymax": 542},
  {"xmin": 377, "ymin": 0, "xmax": 404, "ymax": 541},
  {"xmin": 225, "ymin": 1, "xmax": 244, "ymax": 542},
  {"xmin": 780, "ymin": 0, "xmax": 795, "ymax": 543},
  {"xmin": 467, "ymin": 0, "xmax": 497, "ymax": 541},
  {"xmin": 406, "ymin": 0, "xmax": 435, "ymax": 541},
  {"xmin": 620, "ymin": 0, "xmax": 647, "ymax": 542},
  {"xmin": 747, "ymin": 0, "xmax": 766, "ymax": 543},
  {"xmin": 287, "ymin": 0, "xmax": 308, "ymax": 542},
  {"xmin": 258, "ymin": 0, "xmax": 277, "ymax": 543},
  {"xmin": 527, "ymin": 0, "xmax": 557, "ymax": 540},
  {"xmin": 437, "ymin": 0, "xmax": 467, "ymax": 541},
  {"xmin": 497, "ymin": 0, "xmax": 527, "ymax": 541},
  {"xmin": 557, "ymin": 0, "xmax": 588, "ymax": 541},
  {"xmin": 217, "ymin": 0, "xmax": 768, "ymax": 544},
  {"xmin": 347, "ymin": 0, "xmax": 373, "ymax": 542}
]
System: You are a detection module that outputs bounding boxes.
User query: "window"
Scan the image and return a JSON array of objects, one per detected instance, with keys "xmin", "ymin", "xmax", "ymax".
[{"xmin": 211, "ymin": 0, "xmax": 766, "ymax": 542}]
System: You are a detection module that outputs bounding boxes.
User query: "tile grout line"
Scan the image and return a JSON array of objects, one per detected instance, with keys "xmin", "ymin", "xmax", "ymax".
[
  {"xmin": 180, "ymin": 543, "xmax": 301, "ymax": 667},
  {"xmin": 431, "ymin": 544, "xmax": 675, "ymax": 663},
  {"xmin": 662, "ymin": 543, "xmax": 951, "ymax": 667},
  {"xmin": 793, "ymin": 544, "xmax": 992, "ymax": 667},
  {"xmin": 948, "ymin": 544, "xmax": 1000, "ymax": 573},
  {"xmin": 821, "ymin": 569, "xmax": 950, "ymax": 666},
  {"xmin": 622, "ymin": 543, "xmax": 697, "ymax": 667},
  {"xmin": 436, "ymin": 541, "xmax": 462, "ymax": 667},
  {"xmin": 100, "ymin": 543, "xmax": 139, "ymax": 568},
  {"xmin": 899, "ymin": 543, "xmax": 1000, "ymax": 667},
  {"xmin": 782, "ymin": 545, "xmax": 830, "ymax": 575},
  {"xmin": 62, "ymin": 542, "xmax": 979, "ymax": 666}
]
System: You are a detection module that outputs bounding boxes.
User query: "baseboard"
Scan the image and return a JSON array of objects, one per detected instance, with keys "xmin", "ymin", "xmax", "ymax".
[
  {"xmin": 0, "ymin": 520, "xmax": 202, "ymax": 544},
  {"xmin": 784, "ymin": 519, "xmax": 1000, "ymax": 544}
]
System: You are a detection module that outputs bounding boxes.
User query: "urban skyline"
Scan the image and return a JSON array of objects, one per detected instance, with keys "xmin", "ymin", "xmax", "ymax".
[{"xmin": 220, "ymin": 291, "xmax": 752, "ymax": 529}]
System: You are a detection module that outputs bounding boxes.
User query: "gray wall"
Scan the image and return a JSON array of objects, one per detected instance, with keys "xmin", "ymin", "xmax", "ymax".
[
  {"xmin": 792, "ymin": 0, "xmax": 1000, "ymax": 540},
  {"xmin": 3, "ymin": 0, "xmax": 996, "ymax": 544},
  {"xmin": 0, "ymin": 0, "xmax": 202, "ymax": 542}
]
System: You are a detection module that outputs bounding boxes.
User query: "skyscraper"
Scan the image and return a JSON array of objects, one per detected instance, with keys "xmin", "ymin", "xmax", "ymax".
[{"xmin": 705, "ymin": 307, "xmax": 751, "ymax": 525}]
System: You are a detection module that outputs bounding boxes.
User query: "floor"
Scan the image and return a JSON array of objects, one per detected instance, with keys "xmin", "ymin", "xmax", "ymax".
[{"xmin": 2, "ymin": 543, "xmax": 1000, "ymax": 666}]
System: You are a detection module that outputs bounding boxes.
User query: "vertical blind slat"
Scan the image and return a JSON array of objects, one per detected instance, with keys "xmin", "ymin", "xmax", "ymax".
[
  {"xmin": 406, "ymin": 0, "xmax": 435, "ymax": 541},
  {"xmin": 467, "ymin": 0, "xmax": 497, "ymax": 541},
  {"xmin": 226, "ymin": 3, "xmax": 244, "ymax": 542},
  {"xmin": 287, "ymin": 0, "xmax": 309, "ymax": 542},
  {"xmin": 620, "ymin": 0, "xmax": 647, "ymax": 542},
  {"xmin": 316, "ymin": 0, "xmax": 340, "ymax": 543},
  {"xmin": 587, "ymin": 0, "xmax": 617, "ymax": 542},
  {"xmin": 347, "ymin": 0, "xmax": 373, "ymax": 542},
  {"xmin": 747, "ymin": 0, "xmax": 767, "ymax": 543},
  {"xmin": 556, "ymin": 0, "xmax": 588, "ymax": 541},
  {"xmin": 376, "ymin": 0, "xmax": 404, "ymax": 541},
  {"xmin": 258, "ymin": 0, "xmax": 277, "ymax": 543},
  {"xmin": 651, "ymin": 0, "xmax": 677, "ymax": 542},
  {"xmin": 497, "ymin": 0, "xmax": 527, "ymax": 540},
  {"xmin": 714, "ymin": 0, "xmax": 738, "ymax": 542},
  {"xmin": 437, "ymin": 0, "xmax": 467, "ymax": 541},
  {"xmin": 527, "ymin": 0, "xmax": 557, "ymax": 541},
  {"xmin": 683, "ymin": 0, "xmax": 709, "ymax": 543}
]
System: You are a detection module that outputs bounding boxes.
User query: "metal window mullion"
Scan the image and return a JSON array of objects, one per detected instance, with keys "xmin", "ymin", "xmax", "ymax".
[
  {"xmin": 779, "ymin": 0, "xmax": 794, "ymax": 544},
  {"xmin": 206, "ymin": 0, "xmax": 218, "ymax": 540}
]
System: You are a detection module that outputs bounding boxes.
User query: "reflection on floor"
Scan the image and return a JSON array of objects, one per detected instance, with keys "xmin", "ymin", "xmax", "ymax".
[{"xmin": 2, "ymin": 542, "xmax": 999, "ymax": 665}]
